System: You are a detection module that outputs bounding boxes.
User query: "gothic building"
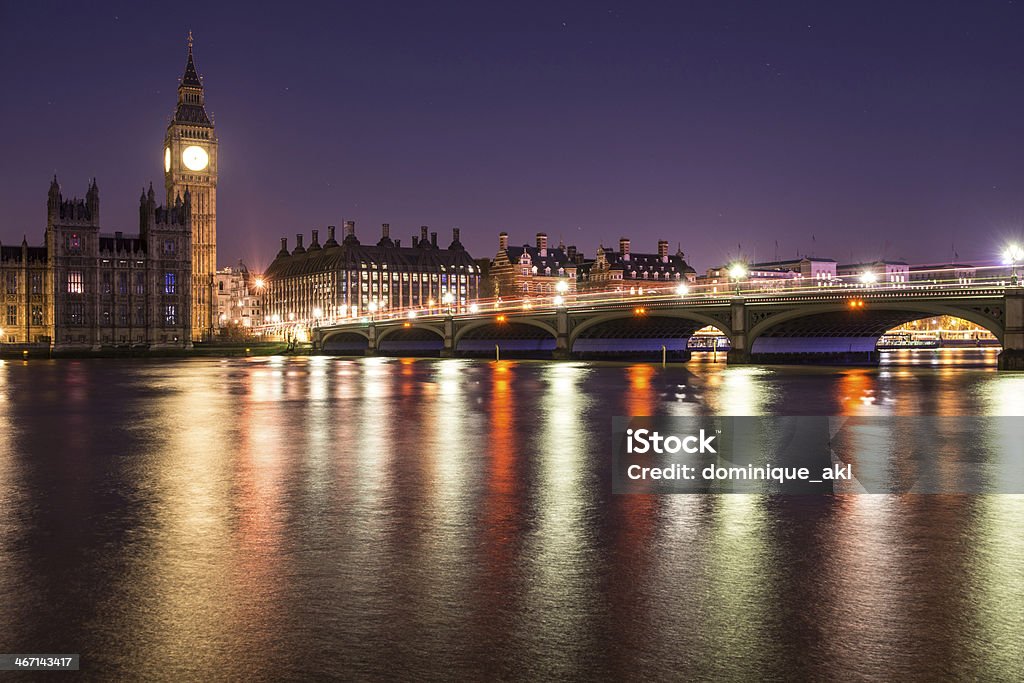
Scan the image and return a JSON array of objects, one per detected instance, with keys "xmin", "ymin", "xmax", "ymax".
[
  {"xmin": 0, "ymin": 178, "xmax": 193, "ymax": 349},
  {"xmin": 164, "ymin": 33, "xmax": 218, "ymax": 341}
]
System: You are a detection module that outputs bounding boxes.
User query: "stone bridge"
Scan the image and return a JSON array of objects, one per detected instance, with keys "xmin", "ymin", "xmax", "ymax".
[{"xmin": 314, "ymin": 286, "xmax": 1024, "ymax": 369}]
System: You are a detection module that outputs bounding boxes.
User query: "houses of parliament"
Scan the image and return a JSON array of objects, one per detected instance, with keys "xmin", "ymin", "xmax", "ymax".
[{"xmin": 0, "ymin": 36, "xmax": 217, "ymax": 349}]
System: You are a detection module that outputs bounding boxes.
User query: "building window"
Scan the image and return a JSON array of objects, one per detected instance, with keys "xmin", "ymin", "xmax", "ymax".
[
  {"xmin": 102, "ymin": 272, "xmax": 112, "ymax": 294},
  {"xmin": 163, "ymin": 239, "xmax": 176, "ymax": 255},
  {"xmin": 164, "ymin": 273, "xmax": 176, "ymax": 295},
  {"xmin": 31, "ymin": 273, "xmax": 42, "ymax": 294},
  {"xmin": 66, "ymin": 234, "xmax": 81, "ymax": 252},
  {"xmin": 135, "ymin": 273, "xmax": 145, "ymax": 295},
  {"xmin": 165, "ymin": 304, "xmax": 178, "ymax": 326},
  {"xmin": 68, "ymin": 303, "xmax": 84, "ymax": 325},
  {"xmin": 31, "ymin": 305, "xmax": 43, "ymax": 326},
  {"xmin": 6, "ymin": 305, "xmax": 16, "ymax": 326},
  {"xmin": 117, "ymin": 272, "xmax": 128, "ymax": 295},
  {"xmin": 134, "ymin": 306, "xmax": 145, "ymax": 326},
  {"xmin": 5, "ymin": 273, "xmax": 16, "ymax": 294},
  {"xmin": 67, "ymin": 271, "xmax": 83, "ymax": 294},
  {"xmin": 118, "ymin": 305, "xmax": 128, "ymax": 326}
]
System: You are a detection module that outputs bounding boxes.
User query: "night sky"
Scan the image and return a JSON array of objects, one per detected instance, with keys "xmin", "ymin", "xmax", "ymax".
[{"xmin": 2, "ymin": 1, "xmax": 1022, "ymax": 272}]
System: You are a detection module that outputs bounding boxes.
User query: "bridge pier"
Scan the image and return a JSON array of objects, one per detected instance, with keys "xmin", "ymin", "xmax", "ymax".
[
  {"xmin": 999, "ymin": 287, "xmax": 1024, "ymax": 370},
  {"xmin": 364, "ymin": 323, "xmax": 379, "ymax": 356},
  {"xmin": 553, "ymin": 308, "xmax": 572, "ymax": 360},
  {"xmin": 726, "ymin": 299, "xmax": 750, "ymax": 364},
  {"xmin": 440, "ymin": 317, "xmax": 456, "ymax": 357}
]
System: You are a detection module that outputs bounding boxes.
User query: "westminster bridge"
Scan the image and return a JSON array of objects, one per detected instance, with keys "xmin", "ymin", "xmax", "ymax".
[{"xmin": 311, "ymin": 281, "xmax": 1024, "ymax": 369}]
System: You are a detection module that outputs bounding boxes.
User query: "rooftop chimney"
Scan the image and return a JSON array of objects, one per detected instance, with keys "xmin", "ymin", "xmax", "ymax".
[
  {"xmin": 381, "ymin": 223, "xmax": 390, "ymax": 238},
  {"xmin": 620, "ymin": 238, "xmax": 631, "ymax": 260},
  {"xmin": 395, "ymin": 238, "xmax": 401, "ymax": 248},
  {"xmin": 658, "ymin": 239, "xmax": 668, "ymax": 261},
  {"xmin": 326, "ymin": 225, "xmax": 337, "ymax": 246},
  {"xmin": 567, "ymin": 245, "xmax": 577, "ymax": 261},
  {"xmin": 310, "ymin": 229, "xmax": 320, "ymax": 249},
  {"xmin": 499, "ymin": 232, "xmax": 509, "ymax": 251},
  {"xmin": 430, "ymin": 231, "xmax": 438, "ymax": 247},
  {"xmin": 453, "ymin": 227, "xmax": 460, "ymax": 243},
  {"xmin": 537, "ymin": 232, "xmax": 548, "ymax": 257},
  {"xmin": 344, "ymin": 220, "xmax": 356, "ymax": 237},
  {"xmin": 279, "ymin": 237, "xmax": 289, "ymax": 256},
  {"xmin": 293, "ymin": 233, "xmax": 305, "ymax": 254},
  {"xmin": 421, "ymin": 225, "xmax": 429, "ymax": 244}
]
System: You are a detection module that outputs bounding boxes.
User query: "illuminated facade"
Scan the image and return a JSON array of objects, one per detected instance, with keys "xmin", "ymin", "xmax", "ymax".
[
  {"xmin": 263, "ymin": 223, "xmax": 481, "ymax": 323},
  {"xmin": 215, "ymin": 262, "xmax": 263, "ymax": 330},
  {"xmin": 489, "ymin": 232, "xmax": 581, "ymax": 297},
  {"xmin": 580, "ymin": 239, "xmax": 696, "ymax": 290},
  {"xmin": 164, "ymin": 34, "xmax": 218, "ymax": 342},
  {"xmin": 0, "ymin": 178, "xmax": 192, "ymax": 348}
]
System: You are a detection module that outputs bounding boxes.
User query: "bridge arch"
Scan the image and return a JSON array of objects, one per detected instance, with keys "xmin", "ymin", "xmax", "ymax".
[
  {"xmin": 569, "ymin": 309, "xmax": 733, "ymax": 350},
  {"xmin": 375, "ymin": 322, "xmax": 446, "ymax": 344},
  {"xmin": 746, "ymin": 301, "xmax": 1004, "ymax": 356},
  {"xmin": 320, "ymin": 329, "xmax": 371, "ymax": 354},
  {"xmin": 453, "ymin": 317, "xmax": 558, "ymax": 346}
]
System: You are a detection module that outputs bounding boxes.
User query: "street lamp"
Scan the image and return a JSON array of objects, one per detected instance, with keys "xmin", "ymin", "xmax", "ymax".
[
  {"xmin": 442, "ymin": 292, "xmax": 455, "ymax": 315},
  {"xmin": 469, "ymin": 303, "xmax": 479, "ymax": 314},
  {"xmin": 675, "ymin": 283, "xmax": 689, "ymax": 297},
  {"xmin": 728, "ymin": 263, "xmax": 747, "ymax": 295},
  {"xmin": 859, "ymin": 271, "xmax": 878, "ymax": 286},
  {"xmin": 553, "ymin": 295, "xmax": 565, "ymax": 307},
  {"xmin": 368, "ymin": 301, "xmax": 378, "ymax": 321},
  {"xmin": 556, "ymin": 280, "xmax": 569, "ymax": 295},
  {"xmin": 1004, "ymin": 244, "xmax": 1024, "ymax": 286}
]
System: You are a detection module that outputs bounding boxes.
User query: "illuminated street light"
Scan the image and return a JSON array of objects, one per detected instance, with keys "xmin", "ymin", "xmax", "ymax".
[
  {"xmin": 408, "ymin": 310, "xmax": 418, "ymax": 319},
  {"xmin": 728, "ymin": 263, "xmax": 746, "ymax": 295},
  {"xmin": 675, "ymin": 284, "xmax": 689, "ymax": 297},
  {"xmin": 442, "ymin": 292, "xmax": 455, "ymax": 315},
  {"xmin": 553, "ymin": 295, "xmax": 565, "ymax": 306},
  {"xmin": 469, "ymin": 303, "xmax": 479, "ymax": 314},
  {"xmin": 555, "ymin": 280, "xmax": 569, "ymax": 295},
  {"xmin": 1004, "ymin": 244, "xmax": 1024, "ymax": 286},
  {"xmin": 253, "ymin": 276, "xmax": 265, "ymax": 289},
  {"xmin": 312, "ymin": 307, "xmax": 323, "ymax": 320},
  {"xmin": 859, "ymin": 271, "xmax": 878, "ymax": 286}
]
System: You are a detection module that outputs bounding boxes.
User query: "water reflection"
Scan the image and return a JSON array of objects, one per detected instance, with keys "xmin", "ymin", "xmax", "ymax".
[{"xmin": 0, "ymin": 356, "xmax": 1020, "ymax": 678}]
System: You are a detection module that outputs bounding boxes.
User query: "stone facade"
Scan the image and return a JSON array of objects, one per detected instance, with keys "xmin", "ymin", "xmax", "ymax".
[
  {"xmin": 164, "ymin": 34, "xmax": 218, "ymax": 341},
  {"xmin": 0, "ymin": 178, "xmax": 192, "ymax": 349}
]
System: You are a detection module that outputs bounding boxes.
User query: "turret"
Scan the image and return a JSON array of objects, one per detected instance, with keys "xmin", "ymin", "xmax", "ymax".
[
  {"xmin": 47, "ymin": 175, "xmax": 61, "ymax": 221},
  {"xmin": 86, "ymin": 178, "xmax": 99, "ymax": 223}
]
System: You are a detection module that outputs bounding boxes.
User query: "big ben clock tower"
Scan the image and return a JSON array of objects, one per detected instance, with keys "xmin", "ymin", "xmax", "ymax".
[{"xmin": 164, "ymin": 32, "xmax": 217, "ymax": 341}]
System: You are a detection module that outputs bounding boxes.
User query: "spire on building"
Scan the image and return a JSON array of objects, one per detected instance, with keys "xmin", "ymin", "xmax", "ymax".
[
  {"xmin": 171, "ymin": 32, "xmax": 211, "ymax": 126},
  {"xmin": 181, "ymin": 31, "xmax": 203, "ymax": 88}
]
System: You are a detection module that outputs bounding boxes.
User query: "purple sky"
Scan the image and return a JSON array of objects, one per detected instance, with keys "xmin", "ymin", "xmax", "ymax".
[{"xmin": 2, "ymin": 1, "xmax": 1023, "ymax": 272}]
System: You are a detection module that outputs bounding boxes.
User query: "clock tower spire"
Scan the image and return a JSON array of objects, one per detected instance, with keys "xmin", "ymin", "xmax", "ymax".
[{"xmin": 164, "ymin": 32, "xmax": 217, "ymax": 342}]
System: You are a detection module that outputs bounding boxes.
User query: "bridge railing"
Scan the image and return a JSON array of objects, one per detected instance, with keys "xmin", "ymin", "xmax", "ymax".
[{"xmin": 253, "ymin": 263, "xmax": 1013, "ymax": 334}]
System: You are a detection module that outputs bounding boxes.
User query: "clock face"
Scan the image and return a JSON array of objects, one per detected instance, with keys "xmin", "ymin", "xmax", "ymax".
[
  {"xmin": 181, "ymin": 145, "xmax": 209, "ymax": 171},
  {"xmin": 164, "ymin": 147, "xmax": 171, "ymax": 173}
]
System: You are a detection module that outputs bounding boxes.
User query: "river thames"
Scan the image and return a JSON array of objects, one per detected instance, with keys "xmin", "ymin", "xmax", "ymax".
[{"xmin": 1, "ymin": 351, "xmax": 1022, "ymax": 680}]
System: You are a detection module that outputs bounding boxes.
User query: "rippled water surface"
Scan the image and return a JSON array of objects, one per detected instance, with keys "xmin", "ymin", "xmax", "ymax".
[{"xmin": 1, "ymin": 354, "xmax": 1022, "ymax": 680}]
